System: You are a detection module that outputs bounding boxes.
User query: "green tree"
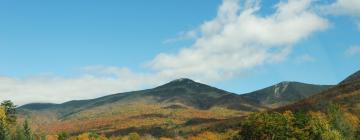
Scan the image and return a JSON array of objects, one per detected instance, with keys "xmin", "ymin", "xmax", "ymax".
[
  {"xmin": 307, "ymin": 111, "xmax": 344, "ymax": 140},
  {"xmin": 326, "ymin": 103, "xmax": 354, "ymax": 138},
  {"xmin": 1, "ymin": 100, "xmax": 16, "ymax": 124},
  {"xmin": 58, "ymin": 131, "xmax": 69, "ymax": 140},
  {"xmin": 23, "ymin": 119, "xmax": 34, "ymax": 140},
  {"xmin": 291, "ymin": 111, "xmax": 312, "ymax": 140},
  {"xmin": 239, "ymin": 111, "xmax": 295, "ymax": 140},
  {"xmin": 15, "ymin": 125, "xmax": 26, "ymax": 140}
]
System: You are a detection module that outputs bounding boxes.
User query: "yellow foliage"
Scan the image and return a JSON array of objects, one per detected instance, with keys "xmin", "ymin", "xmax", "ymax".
[
  {"xmin": 0, "ymin": 106, "xmax": 6, "ymax": 123},
  {"xmin": 283, "ymin": 111, "xmax": 295, "ymax": 120},
  {"xmin": 190, "ymin": 131, "xmax": 222, "ymax": 140},
  {"xmin": 128, "ymin": 132, "xmax": 140, "ymax": 140},
  {"xmin": 77, "ymin": 133, "xmax": 90, "ymax": 140},
  {"xmin": 0, "ymin": 106, "xmax": 7, "ymax": 130},
  {"xmin": 343, "ymin": 112, "xmax": 360, "ymax": 130},
  {"xmin": 308, "ymin": 111, "xmax": 331, "ymax": 130},
  {"xmin": 46, "ymin": 135, "xmax": 58, "ymax": 140}
]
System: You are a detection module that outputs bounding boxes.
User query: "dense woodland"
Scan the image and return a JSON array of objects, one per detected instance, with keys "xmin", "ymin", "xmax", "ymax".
[{"xmin": 1, "ymin": 100, "xmax": 359, "ymax": 140}]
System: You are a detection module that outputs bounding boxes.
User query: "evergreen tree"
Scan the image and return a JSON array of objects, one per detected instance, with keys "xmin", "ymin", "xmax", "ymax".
[
  {"xmin": 326, "ymin": 103, "xmax": 354, "ymax": 138},
  {"xmin": 23, "ymin": 119, "xmax": 34, "ymax": 140},
  {"xmin": 15, "ymin": 125, "xmax": 26, "ymax": 140}
]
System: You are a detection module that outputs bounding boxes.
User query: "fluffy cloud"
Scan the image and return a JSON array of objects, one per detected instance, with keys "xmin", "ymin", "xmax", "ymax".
[
  {"xmin": 0, "ymin": 0, "xmax": 329, "ymax": 105},
  {"xmin": 150, "ymin": 0, "xmax": 328, "ymax": 81},
  {"xmin": 345, "ymin": 46, "xmax": 360, "ymax": 56}
]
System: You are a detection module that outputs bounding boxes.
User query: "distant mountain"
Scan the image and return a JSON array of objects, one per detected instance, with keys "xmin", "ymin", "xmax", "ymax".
[
  {"xmin": 279, "ymin": 70, "xmax": 360, "ymax": 116},
  {"xmin": 19, "ymin": 78, "xmax": 266, "ymax": 119},
  {"xmin": 240, "ymin": 81, "xmax": 333, "ymax": 108}
]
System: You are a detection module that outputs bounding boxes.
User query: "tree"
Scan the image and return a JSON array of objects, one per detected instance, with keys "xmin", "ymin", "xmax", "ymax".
[
  {"xmin": 23, "ymin": 119, "xmax": 34, "ymax": 140},
  {"xmin": 239, "ymin": 112, "xmax": 296, "ymax": 140},
  {"xmin": 326, "ymin": 103, "xmax": 354, "ymax": 138},
  {"xmin": 307, "ymin": 111, "xmax": 344, "ymax": 140},
  {"xmin": 128, "ymin": 132, "xmax": 141, "ymax": 140},
  {"xmin": 58, "ymin": 131, "xmax": 69, "ymax": 140},
  {"xmin": 14, "ymin": 125, "xmax": 26, "ymax": 140},
  {"xmin": 1, "ymin": 100, "xmax": 16, "ymax": 124},
  {"xmin": 0, "ymin": 106, "xmax": 10, "ymax": 140}
]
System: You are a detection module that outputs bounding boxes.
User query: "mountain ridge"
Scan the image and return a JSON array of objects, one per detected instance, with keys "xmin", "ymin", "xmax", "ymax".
[
  {"xmin": 19, "ymin": 78, "xmax": 266, "ymax": 119},
  {"xmin": 240, "ymin": 81, "xmax": 333, "ymax": 108},
  {"xmin": 278, "ymin": 70, "xmax": 360, "ymax": 116},
  {"xmin": 20, "ymin": 79, "xmax": 332, "ymax": 111}
]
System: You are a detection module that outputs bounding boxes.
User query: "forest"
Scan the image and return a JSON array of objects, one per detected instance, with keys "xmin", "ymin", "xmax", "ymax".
[{"xmin": 1, "ymin": 100, "xmax": 359, "ymax": 140}]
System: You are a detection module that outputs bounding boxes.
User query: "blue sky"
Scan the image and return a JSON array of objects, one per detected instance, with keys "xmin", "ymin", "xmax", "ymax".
[{"xmin": 0, "ymin": 0, "xmax": 360, "ymax": 105}]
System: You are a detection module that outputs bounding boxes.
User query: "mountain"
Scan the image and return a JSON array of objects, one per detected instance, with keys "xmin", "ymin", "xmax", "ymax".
[
  {"xmin": 18, "ymin": 78, "xmax": 337, "ymax": 136},
  {"xmin": 279, "ymin": 70, "xmax": 360, "ymax": 116},
  {"xmin": 240, "ymin": 81, "xmax": 333, "ymax": 108},
  {"xmin": 19, "ymin": 78, "xmax": 265, "ymax": 119},
  {"xmin": 19, "ymin": 78, "xmax": 270, "ymax": 135}
]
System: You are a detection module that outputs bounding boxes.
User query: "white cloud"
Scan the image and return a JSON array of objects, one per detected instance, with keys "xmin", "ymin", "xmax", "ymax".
[
  {"xmin": 295, "ymin": 54, "xmax": 316, "ymax": 63},
  {"xmin": 322, "ymin": 0, "xmax": 360, "ymax": 29},
  {"xmin": 0, "ymin": 66, "xmax": 176, "ymax": 105},
  {"xmin": 0, "ymin": 0, "xmax": 329, "ymax": 105},
  {"xmin": 149, "ymin": 0, "xmax": 328, "ymax": 81},
  {"xmin": 345, "ymin": 46, "xmax": 360, "ymax": 56},
  {"xmin": 324, "ymin": 0, "xmax": 360, "ymax": 16}
]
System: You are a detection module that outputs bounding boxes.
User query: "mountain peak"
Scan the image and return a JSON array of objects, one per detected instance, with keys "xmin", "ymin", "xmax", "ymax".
[
  {"xmin": 155, "ymin": 78, "xmax": 200, "ymax": 89},
  {"xmin": 170, "ymin": 78, "xmax": 196, "ymax": 83}
]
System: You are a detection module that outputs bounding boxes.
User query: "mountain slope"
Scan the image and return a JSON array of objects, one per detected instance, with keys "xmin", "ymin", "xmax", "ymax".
[
  {"xmin": 240, "ymin": 81, "xmax": 333, "ymax": 108},
  {"xmin": 279, "ymin": 70, "xmax": 360, "ymax": 116},
  {"xmin": 339, "ymin": 70, "xmax": 360, "ymax": 85}
]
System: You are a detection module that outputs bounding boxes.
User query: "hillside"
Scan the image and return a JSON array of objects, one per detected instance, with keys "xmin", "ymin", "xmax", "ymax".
[
  {"xmin": 339, "ymin": 70, "xmax": 360, "ymax": 85},
  {"xmin": 279, "ymin": 70, "xmax": 360, "ymax": 116},
  {"xmin": 241, "ymin": 81, "xmax": 333, "ymax": 108}
]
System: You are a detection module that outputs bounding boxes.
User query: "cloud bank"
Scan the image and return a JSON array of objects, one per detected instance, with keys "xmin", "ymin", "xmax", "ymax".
[{"xmin": 0, "ymin": 0, "xmax": 329, "ymax": 105}]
